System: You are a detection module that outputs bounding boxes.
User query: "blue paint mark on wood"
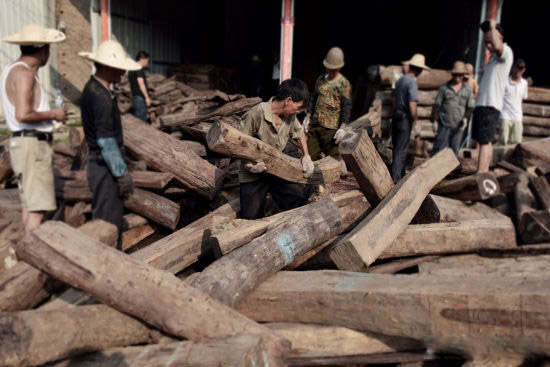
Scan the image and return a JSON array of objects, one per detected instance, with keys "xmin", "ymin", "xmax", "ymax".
[{"xmin": 277, "ymin": 233, "xmax": 296, "ymax": 265}]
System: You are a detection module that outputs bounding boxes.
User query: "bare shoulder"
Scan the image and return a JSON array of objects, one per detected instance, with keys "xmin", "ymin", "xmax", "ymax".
[{"xmin": 6, "ymin": 64, "xmax": 34, "ymax": 86}]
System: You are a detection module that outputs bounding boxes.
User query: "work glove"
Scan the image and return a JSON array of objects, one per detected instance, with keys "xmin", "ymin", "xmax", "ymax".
[
  {"xmin": 413, "ymin": 121, "xmax": 422, "ymax": 138},
  {"xmin": 459, "ymin": 118, "xmax": 468, "ymax": 131},
  {"xmin": 302, "ymin": 116, "xmax": 310, "ymax": 133},
  {"xmin": 117, "ymin": 172, "xmax": 134, "ymax": 199},
  {"xmin": 301, "ymin": 155, "xmax": 314, "ymax": 178},
  {"xmin": 432, "ymin": 121, "xmax": 438, "ymax": 134},
  {"xmin": 244, "ymin": 161, "xmax": 267, "ymax": 173},
  {"xmin": 334, "ymin": 126, "xmax": 349, "ymax": 144}
]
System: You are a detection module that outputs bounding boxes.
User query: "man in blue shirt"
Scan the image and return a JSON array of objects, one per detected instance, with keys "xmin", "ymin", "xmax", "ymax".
[{"xmin": 390, "ymin": 54, "xmax": 430, "ymax": 182}]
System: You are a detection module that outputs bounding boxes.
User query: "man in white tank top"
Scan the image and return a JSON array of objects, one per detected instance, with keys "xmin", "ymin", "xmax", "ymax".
[{"xmin": 0, "ymin": 24, "xmax": 66, "ymax": 233}]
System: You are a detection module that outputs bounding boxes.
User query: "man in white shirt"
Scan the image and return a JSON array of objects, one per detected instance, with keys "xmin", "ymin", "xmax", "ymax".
[
  {"xmin": 499, "ymin": 59, "xmax": 528, "ymax": 145},
  {"xmin": 472, "ymin": 19, "xmax": 513, "ymax": 173}
]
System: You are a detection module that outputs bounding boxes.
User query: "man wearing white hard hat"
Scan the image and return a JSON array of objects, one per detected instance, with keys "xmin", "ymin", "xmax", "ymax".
[
  {"xmin": 390, "ymin": 53, "xmax": 430, "ymax": 182},
  {"xmin": 0, "ymin": 24, "xmax": 67, "ymax": 233},
  {"xmin": 79, "ymin": 40, "xmax": 141, "ymax": 248}
]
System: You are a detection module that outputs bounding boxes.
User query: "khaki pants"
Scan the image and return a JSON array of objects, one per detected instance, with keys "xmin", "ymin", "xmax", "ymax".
[
  {"xmin": 9, "ymin": 136, "xmax": 56, "ymax": 211},
  {"xmin": 499, "ymin": 119, "xmax": 523, "ymax": 145}
]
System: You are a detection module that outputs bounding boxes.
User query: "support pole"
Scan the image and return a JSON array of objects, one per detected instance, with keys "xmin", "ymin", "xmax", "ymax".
[
  {"xmin": 101, "ymin": 0, "xmax": 110, "ymax": 41},
  {"xmin": 279, "ymin": 0, "xmax": 294, "ymax": 82}
]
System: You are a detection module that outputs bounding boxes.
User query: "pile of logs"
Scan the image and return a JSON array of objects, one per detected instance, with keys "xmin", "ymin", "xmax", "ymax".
[{"xmin": 4, "ymin": 71, "xmax": 550, "ymax": 366}]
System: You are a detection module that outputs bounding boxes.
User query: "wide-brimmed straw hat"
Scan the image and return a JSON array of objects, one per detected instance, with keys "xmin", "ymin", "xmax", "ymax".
[
  {"xmin": 402, "ymin": 53, "xmax": 430, "ymax": 70},
  {"xmin": 465, "ymin": 63, "xmax": 474, "ymax": 78},
  {"xmin": 450, "ymin": 61, "xmax": 467, "ymax": 75},
  {"xmin": 79, "ymin": 40, "xmax": 141, "ymax": 71},
  {"xmin": 323, "ymin": 47, "xmax": 345, "ymax": 69},
  {"xmin": 3, "ymin": 24, "xmax": 65, "ymax": 45}
]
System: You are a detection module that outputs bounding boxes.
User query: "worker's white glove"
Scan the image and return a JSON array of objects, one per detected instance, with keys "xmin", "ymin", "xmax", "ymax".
[
  {"xmin": 301, "ymin": 155, "xmax": 314, "ymax": 178},
  {"xmin": 302, "ymin": 116, "xmax": 310, "ymax": 133},
  {"xmin": 244, "ymin": 161, "xmax": 266, "ymax": 173},
  {"xmin": 459, "ymin": 118, "xmax": 468, "ymax": 131},
  {"xmin": 334, "ymin": 126, "xmax": 348, "ymax": 144},
  {"xmin": 432, "ymin": 121, "xmax": 438, "ymax": 134}
]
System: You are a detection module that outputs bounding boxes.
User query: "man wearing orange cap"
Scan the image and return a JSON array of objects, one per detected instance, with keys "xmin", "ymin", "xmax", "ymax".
[
  {"xmin": 0, "ymin": 24, "xmax": 67, "ymax": 233},
  {"xmin": 79, "ymin": 40, "xmax": 141, "ymax": 248}
]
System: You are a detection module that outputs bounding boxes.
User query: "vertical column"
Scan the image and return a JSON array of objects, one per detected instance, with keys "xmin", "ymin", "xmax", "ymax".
[
  {"xmin": 279, "ymin": 0, "xmax": 295, "ymax": 82},
  {"xmin": 101, "ymin": 0, "xmax": 110, "ymax": 41}
]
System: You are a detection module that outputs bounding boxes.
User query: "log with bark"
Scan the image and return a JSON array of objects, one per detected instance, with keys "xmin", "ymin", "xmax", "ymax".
[
  {"xmin": 207, "ymin": 121, "xmax": 341, "ymax": 184},
  {"xmin": 124, "ymin": 188, "xmax": 180, "ymax": 230},
  {"xmin": 329, "ymin": 148, "xmax": 459, "ymax": 270},
  {"xmin": 0, "ymin": 149, "xmax": 12, "ymax": 184},
  {"xmin": 0, "ymin": 305, "xmax": 157, "ymax": 367},
  {"xmin": 122, "ymin": 114, "xmax": 224, "ymax": 199},
  {"xmin": 14, "ymin": 221, "xmax": 290, "ymax": 357},
  {"xmin": 431, "ymin": 172, "xmax": 500, "ymax": 201},
  {"xmin": 49, "ymin": 334, "xmax": 281, "ymax": 367},
  {"xmin": 523, "ymin": 115, "xmax": 550, "ymax": 128},
  {"xmin": 510, "ymin": 137, "xmax": 550, "ymax": 168},
  {"xmin": 379, "ymin": 66, "xmax": 451, "ymax": 90},
  {"xmin": 523, "ymin": 124, "xmax": 550, "ymax": 137},
  {"xmin": 530, "ymin": 175, "xmax": 550, "ymax": 210},
  {"xmin": 129, "ymin": 171, "xmax": 174, "ymax": 189},
  {"xmin": 523, "ymin": 102, "xmax": 550, "ymax": 117},
  {"xmin": 238, "ymin": 270, "xmax": 550, "ymax": 365},
  {"xmin": 431, "ymin": 195, "xmax": 508, "ymax": 222},
  {"xmin": 192, "ymin": 198, "xmax": 342, "ymax": 307},
  {"xmin": 525, "ymin": 86, "xmax": 550, "ymax": 104}
]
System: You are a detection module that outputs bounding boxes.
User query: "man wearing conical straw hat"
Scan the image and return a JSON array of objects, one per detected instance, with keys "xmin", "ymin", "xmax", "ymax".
[
  {"xmin": 79, "ymin": 40, "xmax": 141, "ymax": 249},
  {"xmin": 0, "ymin": 24, "xmax": 67, "ymax": 233},
  {"xmin": 430, "ymin": 61, "xmax": 474, "ymax": 156},
  {"xmin": 390, "ymin": 53, "xmax": 430, "ymax": 183}
]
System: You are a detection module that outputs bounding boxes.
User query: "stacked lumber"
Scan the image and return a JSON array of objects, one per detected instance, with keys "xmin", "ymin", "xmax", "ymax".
[
  {"xmin": 522, "ymin": 86, "xmax": 550, "ymax": 138},
  {"xmin": 6, "ymin": 71, "xmax": 550, "ymax": 366},
  {"xmin": 168, "ymin": 63, "xmax": 239, "ymax": 92}
]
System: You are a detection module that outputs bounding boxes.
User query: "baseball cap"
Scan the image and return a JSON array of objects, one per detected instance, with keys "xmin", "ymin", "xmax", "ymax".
[{"xmin": 514, "ymin": 58, "xmax": 526, "ymax": 68}]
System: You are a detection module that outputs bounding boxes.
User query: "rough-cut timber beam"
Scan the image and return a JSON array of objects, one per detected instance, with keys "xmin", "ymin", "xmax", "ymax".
[
  {"xmin": 329, "ymin": 149, "xmax": 459, "ymax": 270},
  {"xmin": 122, "ymin": 114, "xmax": 224, "ymax": 199},
  {"xmin": 192, "ymin": 199, "xmax": 342, "ymax": 307},
  {"xmin": 238, "ymin": 270, "xmax": 550, "ymax": 365},
  {"xmin": 207, "ymin": 121, "xmax": 340, "ymax": 185},
  {"xmin": 14, "ymin": 221, "xmax": 289, "ymax": 357},
  {"xmin": 431, "ymin": 172, "xmax": 500, "ymax": 201}
]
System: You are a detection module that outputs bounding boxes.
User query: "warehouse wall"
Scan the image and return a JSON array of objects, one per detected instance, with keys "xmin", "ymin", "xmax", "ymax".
[{"xmin": 0, "ymin": 0, "xmax": 58, "ymax": 119}]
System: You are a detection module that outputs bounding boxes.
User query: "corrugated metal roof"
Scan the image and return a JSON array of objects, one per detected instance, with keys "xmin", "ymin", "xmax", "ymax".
[{"xmin": 0, "ymin": 0, "xmax": 58, "ymax": 120}]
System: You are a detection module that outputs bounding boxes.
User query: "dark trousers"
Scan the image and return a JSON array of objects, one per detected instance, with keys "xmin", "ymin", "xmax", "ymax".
[
  {"xmin": 432, "ymin": 123, "xmax": 463, "ymax": 156},
  {"xmin": 132, "ymin": 95, "xmax": 148, "ymax": 122},
  {"xmin": 240, "ymin": 174, "xmax": 307, "ymax": 219},
  {"xmin": 390, "ymin": 117, "xmax": 412, "ymax": 183},
  {"xmin": 87, "ymin": 159, "xmax": 124, "ymax": 249},
  {"xmin": 307, "ymin": 124, "xmax": 339, "ymax": 161}
]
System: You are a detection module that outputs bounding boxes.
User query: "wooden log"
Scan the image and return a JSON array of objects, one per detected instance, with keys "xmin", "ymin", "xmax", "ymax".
[
  {"xmin": 496, "ymin": 160, "xmax": 527, "ymax": 174},
  {"xmin": 130, "ymin": 171, "xmax": 174, "ymax": 189},
  {"xmin": 0, "ymin": 149, "xmax": 12, "ymax": 184},
  {"xmin": 0, "ymin": 219, "xmax": 117, "ymax": 312},
  {"xmin": 161, "ymin": 97, "xmax": 262, "ymax": 127},
  {"xmin": 431, "ymin": 172, "xmax": 500, "ymax": 201},
  {"xmin": 523, "ymin": 102, "xmax": 550, "ymax": 117},
  {"xmin": 180, "ymin": 121, "xmax": 211, "ymax": 141},
  {"xmin": 419, "ymin": 254, "xmax": 550, "ymax": 278},
  {"xmin": 523, "ymin": 115, "xmax": 550, "ymax": 128},
  {"xmin": 525, "ymin": 86, "xmax": 550, "ymax": 104},
  {"xmin": 124, "ymin": 188, "xmax": 180, "ymax": 230},
  {"xmin": 339, "ymin": 129, "xmax": 393, "ymax": 206},
  {"xmin": 497, "ymin": 171, "xmax": 522, "ymax": 194},
  {"xmin": 431, "ymin": 195, "xmax": 508, "ymax": 222},
  {"xmin": 510, "ymin": 137, "xmax": 550, "ymax": 168},
  {"xmin": 0, "ymin": 221, "xmax": 23, "ymax": 273},
  {"xmin": 0, "ymin": 305, "xmax": 157, "ymax": 367},
  {"xmin": 64, "ymin": 201, "xmax": 88, "ymax": 227},
  {"xmin": 14, "ymin": 221, "xmax": 290, "ymax": 355},
  {"xmin": 379, "ymin": 65, "xmax": 451, "ymax": 90},
  {"xmin": 376, "ymin": 89, "xmax": 437, "ymax": 106},
  {"xmin": 366, "ymin": 255, "xmax": 440, "ymax": 274},
  {"xmin": 207, "ymin": 121, "xmax": 341, "ymax": 185},
  {"xmin": 348, "ymin": 99, "xmax": 382, "ymax": 137},
  {"xmin": 49, "ymin": 334, "xmax": 281, "ymax": 367},
  {"xmin": 329, "ymin": 149, "xmax": 459, "ymax": 270},
  {"xmin": 378, "ymin": 217, "xmax": 516, "ymax": 259},
  {"xmin": 123, "ymin": 113, "xmax": 224, "ymax": 199},
  {"xmin": 519, "ymin": 210, "xmax": 550, "ymax": 244},
  {"xmin": 121, "ymin": 223, "xmax": 155, "ymax": 251},
  {"xmin": 192, "ymin": 198, "xmax": 342, "ymax": 307},
  {"xmin": 523, "ymin": 124, "xmax": 550, "ymax": 137},
  {"xmin": 151, "ymin": 77, "xmax": 177, "ymax": 98},
  {"xmin": 238, "ymin": 270, "xmax": 550, "ymax": 363},
  {"xmin": 530, "ymin": 175, "xmax": 550, "ymax": 210}
]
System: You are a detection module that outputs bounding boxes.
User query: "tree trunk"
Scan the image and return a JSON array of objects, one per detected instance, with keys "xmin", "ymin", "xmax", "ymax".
[
  {"xmin": 378, "ymin": 218, "xmax": 517, "ymax": 259},
  {"xmin": 192, "ymin": 199, "xmax": 342, "ymax": 307},
  {"xmin": 124, "ymin": 188, "xmax": 180, "ymax": 230},
  {"xmin": 238, "ymin": 270, "xmax": 550, "ymax": 362},
  {"xmin": 122, "ymin": 114, "xmax": 224, "ymax": 199},
  {"xmin": 339, "ymin": 129, "xmax": 393, "ymax": 206},
  {"xmin": 431, "ymin": 172, "xmax": 500, "ymax": 201},
  {"xmin": 15, "ymin": 221, "xmax": 289, "ymax": 356},
  {"xmin": 207, "ymin": 121, "xmax": 341, "ymax": 185},
  {"xmin": 329, "ymin": 149, "xmax": 459, "ymax": 270},
  {"xmin": 0, "ymin": 305, "xmax": 156, "ymax": 367},
  {"xmin": 49, "ymin": 334, "xmax": 282, "ymax": 367}
]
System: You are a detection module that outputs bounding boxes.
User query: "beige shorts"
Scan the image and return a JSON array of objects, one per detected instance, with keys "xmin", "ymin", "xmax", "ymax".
[{"xmin": 9, "ymin": 136, "xmax": 56, "ymax": 212}]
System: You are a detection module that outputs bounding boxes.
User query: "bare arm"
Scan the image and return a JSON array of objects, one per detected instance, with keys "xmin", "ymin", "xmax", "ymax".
[
  {"xmin": 409, "ymin": 101, "xmax": 418, "ymax": 122},
  {"xmin": 13, "ymin": 67, "xmax": 66, "ymax": 123},
  {"xmin": 137, "ymin": 77, "xmax": 151, "ymax": 107},
  {"xmin": 297, "ymin": 133, "xmax": 310, "ymax": 157},
  {"xmin": 488, "ymin": 19, "xmax": 504, "ymax": 57}
]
